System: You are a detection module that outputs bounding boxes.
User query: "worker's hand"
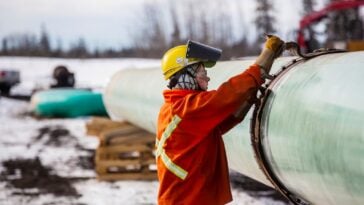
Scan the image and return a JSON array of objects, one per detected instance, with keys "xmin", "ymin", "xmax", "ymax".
[
  {"xmin": 255, "ymin": 35, "xmax": 284, "ymax": 78},
  {"xmin": 265, "ymin": 35, "xmax": 284, "ymax": 55}
]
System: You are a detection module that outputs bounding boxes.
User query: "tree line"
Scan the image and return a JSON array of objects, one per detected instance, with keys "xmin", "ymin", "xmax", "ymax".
[{"xmin": 0, "ymin": 0, "xmax": 362, "ymax": 59}]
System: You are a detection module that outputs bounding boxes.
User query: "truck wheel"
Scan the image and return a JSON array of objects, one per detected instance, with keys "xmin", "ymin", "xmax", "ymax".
[{"xmin": 0, "ymin": 85, "xmax": 10, "ymax": 96}]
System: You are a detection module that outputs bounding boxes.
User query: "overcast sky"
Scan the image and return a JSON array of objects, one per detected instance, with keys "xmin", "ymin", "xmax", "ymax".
[{"xmin": 0, "ymin": 0, "xmax": 327, "ymax": 50}]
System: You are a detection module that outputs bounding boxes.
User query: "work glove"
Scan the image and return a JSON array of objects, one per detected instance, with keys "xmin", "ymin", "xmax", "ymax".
[{"xmin": 255, "ymin": 35, "xmax": 284, "ymax": 78}]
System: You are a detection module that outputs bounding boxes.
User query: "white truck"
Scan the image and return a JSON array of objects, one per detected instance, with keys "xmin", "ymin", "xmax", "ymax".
[{"xmin": 0, "ymin": 69, "xmax": 20, "ymax": 95}]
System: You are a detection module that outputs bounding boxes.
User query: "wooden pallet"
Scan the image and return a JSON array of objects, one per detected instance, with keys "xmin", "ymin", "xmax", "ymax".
[{"xmin": 86, "ymin": 117, "xmax": 157, "ymax": 181}]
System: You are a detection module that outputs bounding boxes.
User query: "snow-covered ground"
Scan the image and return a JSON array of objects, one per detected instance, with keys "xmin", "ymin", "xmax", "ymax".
[
  {"xmin": 0, "ymin": 56, "xmax": 161, "ymax": 95},
  {"xmin": 0, "ymin": 57, "xmax": 288, "ymax": 205}
]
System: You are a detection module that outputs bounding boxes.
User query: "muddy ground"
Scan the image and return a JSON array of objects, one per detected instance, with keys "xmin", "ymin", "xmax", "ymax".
[{"xmin": 0, "ymin": 125, "xmax": 94, "ymax": 198}]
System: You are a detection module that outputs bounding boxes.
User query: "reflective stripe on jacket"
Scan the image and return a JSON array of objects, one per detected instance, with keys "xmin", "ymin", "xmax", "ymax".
[
  {"xmin": 155, "ymin": 115, "xmax": 187, "ymax": 180},
  {"xmin": 156, "ymin": 64, "xmax": 263, "ymax": 205}
]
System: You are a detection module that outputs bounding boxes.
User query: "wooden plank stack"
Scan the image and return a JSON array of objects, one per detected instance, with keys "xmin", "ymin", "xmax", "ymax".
[{"xmin": 86, "ymin": 117, "xmax": 157, "ymax": 181}]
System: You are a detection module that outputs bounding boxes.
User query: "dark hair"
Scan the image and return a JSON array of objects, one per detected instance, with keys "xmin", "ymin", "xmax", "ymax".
[{"xmin": 167, "ymin": 69, "xmax": 183, "ymax": 89}]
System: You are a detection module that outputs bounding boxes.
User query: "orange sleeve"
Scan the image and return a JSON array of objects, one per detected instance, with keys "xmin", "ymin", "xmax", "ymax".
[
  {"xmin": 175, "ymin": 64, "xmax": 263, "ymax": 136},
  {"xmin": 217, "ymin": 115, "xmax": 243, "ymax": 135}
]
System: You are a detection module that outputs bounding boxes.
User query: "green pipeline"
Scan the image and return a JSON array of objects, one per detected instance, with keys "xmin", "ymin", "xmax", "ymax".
[{"xmin": 103, "ymin": 51, "xmax": 364, "ymax": 205}]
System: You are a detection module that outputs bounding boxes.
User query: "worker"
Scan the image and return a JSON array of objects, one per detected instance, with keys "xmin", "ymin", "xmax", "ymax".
[
  {"xmin": 51, "ymin": 65, "xmax": 75, "ymax": 88},
  {"xmin": 156, "ymin": 35, "xmax": 284, "ymax": 205}
]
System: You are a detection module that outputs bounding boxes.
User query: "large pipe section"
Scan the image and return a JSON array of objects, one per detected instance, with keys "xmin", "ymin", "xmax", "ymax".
[{"xmin": 103, "ymin": 51, "xmax": 364, "ymax": 205}]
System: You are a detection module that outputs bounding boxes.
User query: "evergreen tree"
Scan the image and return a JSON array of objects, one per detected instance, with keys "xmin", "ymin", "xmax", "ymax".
[
  {"xmin": 254, "ymin": 0, "xmax": 276, "ymax": 41},
  {"xmin": 52, "ymin": 38, "xmax": 63, "ymax": 57},
  {"xmin": 39, "ymin": 25, "xmax": 51, "ymax": 55},
  {"xmin": 68, "ymin": 38, "xmax": 89, "ymax": 58},
  {"xmin": 1, "ymin": 38, "xmax": 9, "ymax": 55}
]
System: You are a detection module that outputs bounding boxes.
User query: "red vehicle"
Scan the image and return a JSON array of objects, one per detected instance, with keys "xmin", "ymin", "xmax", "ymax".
[{"xmin": 298, "ymin": 0, "xmax": 364, "ymax": 51}]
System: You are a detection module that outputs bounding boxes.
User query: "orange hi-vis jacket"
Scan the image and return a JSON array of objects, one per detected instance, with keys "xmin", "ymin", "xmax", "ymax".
[{"xmin": 156, "ymin": 64, "xmax": 264, "ymax": 205}]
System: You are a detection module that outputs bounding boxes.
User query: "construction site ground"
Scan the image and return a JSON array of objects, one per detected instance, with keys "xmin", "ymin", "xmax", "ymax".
[{"xmin": 0, "ymin": 97, "xmax": 288, "ymax": 205}]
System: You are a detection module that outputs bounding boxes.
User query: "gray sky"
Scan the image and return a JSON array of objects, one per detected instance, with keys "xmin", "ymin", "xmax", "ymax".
[{"xmin": 0, "ymin": 0, "xmax": 327, "ymax": 50}]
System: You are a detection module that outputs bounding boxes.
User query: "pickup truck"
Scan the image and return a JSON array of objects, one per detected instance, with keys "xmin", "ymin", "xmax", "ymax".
[{"xmin": 0, "ymin": 69, "xmax": 20, "ymax": 95}]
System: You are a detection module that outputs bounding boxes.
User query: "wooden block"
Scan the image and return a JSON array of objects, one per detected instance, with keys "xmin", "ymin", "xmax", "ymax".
[
  {"xmin": 100, "ymin": 126, "xmax": 148, "ymax": 145},
  {"xmin": 98, "ymin": 158, "xmax": 156, "ymax": 168},
  {"xmin": 97, "ymin": 144, "xmax": 152, "ymax": 155},
  {"xmin": 96, "ymin": 158, "xmax": 156, "ymax": 174},
  {"xmin": 86, "ymin": 117, "xmax": 130, "ymax": 137},
  {"xmin": 108, "ymin": 132, "xmax": 155, "ymax": 145},
  {"xmin": 96, "ymin": 160, "xmax": 142, "ymax": 174}
]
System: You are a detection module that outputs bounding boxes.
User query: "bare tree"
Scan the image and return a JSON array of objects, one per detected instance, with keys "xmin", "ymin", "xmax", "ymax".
[
  {"xmin": 183, "ymin": 1, "xmax": 200, "ymax": 42},
  {"xmin": 303, "ymin": 0, "xmax": 316, "ymax": 14},
  {"xmin": 229, "ymin": 1, "xmax": 257, "ymax": 57},
  {"xmin": 199, "ymin": 10, "xmax": 210, "ymax": 44},
  {"xmin": 301, "ymin": 0, "xmax": 320, "ymax": 51},
  {"xmin": 214, "ymin": 0, "xmax": 233, "ymax": 46},
  {"xmin": 126, "ymin": 0, "xmax": 256, "ymax": 59},
  {"xmin": 4, "ymin": 33, "xmax": 39, "ymax": 56},
  {"xmin": 180, "ymin": 0, "xmax": 234, "ymax": 48},
  {"xmin": 132, "ymin": 1, "xmax": 168, "ymax": 57},
  {"xmin": 168, "ymin": 1, "xmax": 184, "ymax": 46}
]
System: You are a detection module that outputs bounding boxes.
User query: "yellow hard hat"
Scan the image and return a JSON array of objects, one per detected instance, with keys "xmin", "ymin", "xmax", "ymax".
[
  {"xmin": 161, "ymin": 40, "xmax": 222, "ymax": 80},
  {"xmin": 161, "ymin": 45, "xmax": 199, "ymax": 80}
]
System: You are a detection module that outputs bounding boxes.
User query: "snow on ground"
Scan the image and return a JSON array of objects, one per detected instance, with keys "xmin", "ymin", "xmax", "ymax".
[
  {"xmin": 0, "ymin": 98, "xmax": 288, "ymax": 205},
  {"xmin": 0, "ymin": 56, "xmax": 160, "ymax": 95},
  {"xmin": 0, "ymin": 57, "xmax": 289, "ymax": 205}
]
